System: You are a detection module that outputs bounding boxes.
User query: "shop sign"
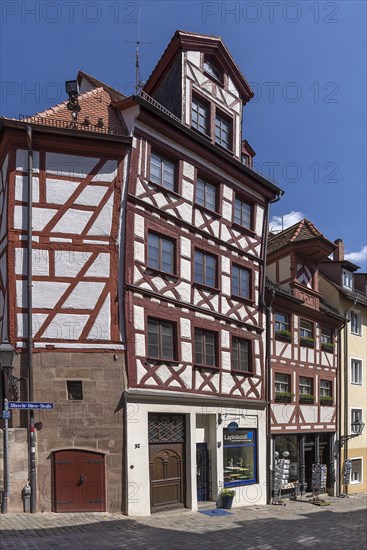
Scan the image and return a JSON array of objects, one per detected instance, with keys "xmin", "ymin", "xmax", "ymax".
[
  {"xmin": 224, "ymin": 429, "xmax": 253, "ymax": 445},
  {"xmin": 227, "ymin": 421, "xmax": 239, "ymax": 432}
]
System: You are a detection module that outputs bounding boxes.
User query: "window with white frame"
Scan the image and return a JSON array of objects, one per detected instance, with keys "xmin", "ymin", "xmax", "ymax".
[
  {"xmin": 275, "ymin": 312, "xmax": 290, "ymax": 334},
  {"xmin": 275, "ymin": 373, "xmax": 290, "ymax": 393},
  {"xmin": 191, "ymin": 96, "xmax": 209, "ymax": 135},
  {"xmin": 150, "ymin": 152, "xmax": 176, "ymax": 191},
  {"xmin": 233, "ymin": 197, "xmax": 252, "ymax": 230},
  {"xmin": 351, "ymin": 409, "xmax": 363, "ymax": 433},
  {"xmin": 351, "ymin": 359, "xmax": 362, "ymax": 385},
  {"xmin": 342, "ymin": 269, "xmax": 353, "ymax": 289},
  {"xmin": 350, "ymin": 459, "xmax": 362, "ymax": 484},
  {"xmin": 299, "ymin": 376, "xmax": 313, "ymax": 395},
  {"xmin": 215, "ymin": 112, "xmax": 231, "ymax": 149},
  {"xmin": 321, "ymin": 327, "xmax": 332, "ymax": 344},
  {"xmin": 350, "ymin": 311, "xmax": 362, "ymax": 335},
  {"xmin": 320, "ymin": 379, "xmax": 332, "ymax": 397}
]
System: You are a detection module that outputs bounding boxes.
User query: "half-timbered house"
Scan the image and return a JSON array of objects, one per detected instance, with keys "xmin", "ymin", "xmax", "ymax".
[
  {"xmin": 1, "ymin": 30, "xmax": 283, "ymax": 515},
  {"xmin": 266, "ymin": 220, "xmax": 344, "ymax": 495}
]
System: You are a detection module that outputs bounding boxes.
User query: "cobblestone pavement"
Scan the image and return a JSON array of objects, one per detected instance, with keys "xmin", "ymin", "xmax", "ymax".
[{"xmin": 1, "ymin": 494, "xmax": 366, "ymax": 550}]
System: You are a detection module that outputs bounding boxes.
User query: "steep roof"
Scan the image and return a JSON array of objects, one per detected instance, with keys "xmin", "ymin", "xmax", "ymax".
[
  {"xmin": 143, "ymin": 30, "xmax": 253, "ymax": 102},
  {"xmin": 268, "ymin": 219, "xmax": 335, "ymax": 256},
  {"xmin": 78, "ymin": 71, "xmax": 127, "ymax": 103},
  {"xmin": 20, "ymin": 85, "xmax": 128, "ymax": 136}
]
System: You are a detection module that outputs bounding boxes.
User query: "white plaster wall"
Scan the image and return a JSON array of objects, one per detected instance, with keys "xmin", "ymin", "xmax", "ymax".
[
  {"xmin": 15, "ymin": 175, "xmax": 40, "ymax": 203},
  {"xmin": 16, "ymin": 150, "xmax": 39, "ymax": 172},
  {"xmin": 45, "ymin": 152, "xmax": 98, "ymax": 179},
  {"xmin": 15, "ymin": 249, "xmax": 49, "ymax": 277}
]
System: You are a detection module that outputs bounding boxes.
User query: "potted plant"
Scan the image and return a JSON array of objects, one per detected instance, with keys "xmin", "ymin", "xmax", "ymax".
[
  {"xmin": 219, "ymin": 488, "xmax": 235, "ymax": 509},
  {"xmin": 300, "ymin": 336, "xmax": 315, "ymax": 348},
  {"xmin": 275, "ymin": 329, "xmax": 292, "ymax": 341},
  {"xmin": 275, "ymin": 391, "xmax": 294, "ymax": 403},
  {"xmin": 321, "ymin": 342, "xmax": 335, "ymax": 353},
  {"xmin": 299, "ymin": 393, "xmax": 314, "ymax": 404},
  {"xmin": 320, "ymin": 395, "xmax": 334, "ymax": 406}
]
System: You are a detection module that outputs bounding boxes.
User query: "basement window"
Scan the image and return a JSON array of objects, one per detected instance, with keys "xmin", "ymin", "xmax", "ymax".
[{"xmin": 67, "ymin": 381, "xmax": 83, "ymax": 400}]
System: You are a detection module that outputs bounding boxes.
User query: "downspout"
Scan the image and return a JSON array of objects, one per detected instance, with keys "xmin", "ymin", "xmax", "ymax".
[
  {"xmin": 259, "ymin": 191, "xmax": 283, "ymax": 505},
  {"xmin": 26, "ymin": 125, "xmax": 36, "ymax": 513}
]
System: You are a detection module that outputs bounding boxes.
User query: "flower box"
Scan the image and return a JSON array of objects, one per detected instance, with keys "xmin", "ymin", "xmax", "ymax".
[
  {"xmin": 321, "ymin": 343, "xmax": 335, "ymax": 353},
  {"xmin": 320, "ymin": 396, "xmax": 334, "ymax": 406},
  {"xmin": 299, "ymin": 394, "xmax": 315, "ymax": 404},
  {"xmin": 300, "ymin": 337, "xmax": 315, "ymax": 348},
  {"xmin": 275, "ymin": 392, "xmax": 294, "ymax": 403},
  {"xmin": 275, "ymin": 330, "xmax": 292, "ymax": 342}
]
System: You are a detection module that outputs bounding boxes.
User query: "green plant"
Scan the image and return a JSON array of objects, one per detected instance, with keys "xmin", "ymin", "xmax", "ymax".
[
  {"xmin": 219, "ymin": 488, "xmax": 236, "ymax": 497},
  {"xmin": 275, "ymin": 329, "xmax": 292, "ymax": 339},
  {"xmin": 275, "ymin": 391, "xmax": 294, "ymax": 401},
  {"xmin": 320, "ymin": 395, "xmax": 334, "ymax": 405},
  {"xmin": 300, "ymin": 336, "xmax": 315, "ymax": 346},
  {"xmin": 299, "ymin": 393, "xmax": 314, "ymax": 402},
  {"xmin": 321, "ymin": 342, "xmax": 335, "ymax": 352}
]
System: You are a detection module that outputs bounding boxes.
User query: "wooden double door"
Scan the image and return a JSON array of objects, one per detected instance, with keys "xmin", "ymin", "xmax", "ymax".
[
  {"xmin": 148, "ymin": 414, "xmax": 186, "ymax": 512},
  {"xmin": 53, "ymin": 450, "xmax": 105, "ymax": 512}
]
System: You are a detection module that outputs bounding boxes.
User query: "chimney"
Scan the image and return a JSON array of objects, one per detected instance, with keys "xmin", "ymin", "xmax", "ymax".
[{"xmin": 333, "ymin": 239, "xmax": 344, "ymax": 261}]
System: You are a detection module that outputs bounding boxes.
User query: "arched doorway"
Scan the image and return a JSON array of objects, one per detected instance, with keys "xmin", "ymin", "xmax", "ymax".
[{"xmin": 53, "ymin": 450, "xmax": 106, "ymax": 512}]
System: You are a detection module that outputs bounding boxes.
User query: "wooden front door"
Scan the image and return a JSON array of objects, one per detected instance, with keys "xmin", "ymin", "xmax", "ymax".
[
  {"xmin": 53, "ymin": 450, "xmax": 105, "ymax": 512},
  {"xmin": 148, "ymin": 413, "xmax": 185, "ymax": 512}
]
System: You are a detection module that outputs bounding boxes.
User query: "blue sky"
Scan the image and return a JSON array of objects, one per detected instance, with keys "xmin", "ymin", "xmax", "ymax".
[{"xmin": 1, "ymin": 0, "xmax": 366, "ymax": 269}]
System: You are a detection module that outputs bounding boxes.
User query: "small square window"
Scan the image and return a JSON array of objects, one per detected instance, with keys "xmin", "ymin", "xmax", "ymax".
[
  {"xmin": 320, "ymin": 380, "xmax": 332, "ymax": 398},
  {"xmin": 67, "ymin": 381, "xmax": 83, "ymax": 400},
  {"xmin": 275, "ymin": 373, "xmax": 290, "ymax": 393},
  {"xmin": 351, "ymin": 459, "xmax": 362, "ymax": 484},
  {"xmin": 299, "ymin": 376, "xmax": 313, "ymax": 395}
]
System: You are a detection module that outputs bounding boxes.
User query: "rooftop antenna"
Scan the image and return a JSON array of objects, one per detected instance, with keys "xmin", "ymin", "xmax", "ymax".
[{"xmin": 125, "ymin": 6, "xmax": 150, "ymax": 93}]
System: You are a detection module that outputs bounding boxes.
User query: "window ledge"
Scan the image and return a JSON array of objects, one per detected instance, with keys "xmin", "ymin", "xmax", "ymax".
[
  {"xmin": 193, "ymin": 282, "xmax": 220, "ymax": 293},
  {"xmin": 214, "ymin": 141, "xmax": 233, "ymax": 154},
  {"xmin": 148, "ymin": 180, "xmax": 181, "ymax": 199},
  {"xmin": 194, "ymin": 203, "xmax": 221, "ymax": 218},
  {"xmin": 275, "ymin": 333, "xmax": 292, "ymax": 343},
  {"xmin": 145, "ymin": 358, "xmax": 179, "ymax": 366},
  {"xmin": 193, "ymin": 364, "xmax": 220, "ymax": 370},
  {"xmin": 231, "ymin": 295, "xmax": 254, "ymax": 306},
  {"xmin": 231, "ymin": 222, "xmax": 256, "ymax": 238},
  {"xmin": 145, "ymin": 267, "xmax": 178, "ymax": 281},
  {"xmin": 231, "ymin": 369, "xmax": 254, "ymax": 376}
]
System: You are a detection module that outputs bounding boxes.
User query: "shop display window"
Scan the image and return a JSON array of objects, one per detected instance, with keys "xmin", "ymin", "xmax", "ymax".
[{"xmin": 223, "ymin": 429, "xmax": 257, "ymax": 486}]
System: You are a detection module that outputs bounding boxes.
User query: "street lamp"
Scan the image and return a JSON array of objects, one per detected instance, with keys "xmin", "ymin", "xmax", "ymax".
[
  {"xmin": 0, "ymin": 339, "xmax": 17, "ymax": 375},
  {"xmin": 65, "ymin": 80, "xmax": 80, "ymax": 126},
  {"xmin": 340, "ymin": 419, "xmax": 365, "ymax": 447}
]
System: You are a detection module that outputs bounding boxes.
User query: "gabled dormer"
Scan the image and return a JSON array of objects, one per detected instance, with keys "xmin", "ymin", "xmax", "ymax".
[
  {"xmin": 267, "ymin": 219, "xmax": 336, "ymax": 310},
  {"xmin": 142, "ymin": 30, "xmax": 253, "ymax": 160},
  {"xmin": 319, "ymin": 239, "xmax": 360, "ymax": 292}
]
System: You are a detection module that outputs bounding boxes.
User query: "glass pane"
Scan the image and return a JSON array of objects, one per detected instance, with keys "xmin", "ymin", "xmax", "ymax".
[
  {"xmin": 195, "ymin": 330, "xmax": 203, "ymax": 363},
  {"xmin": 150, "ymin": 153, "xmax": 162, "ymax": 184},
  {"xmin": 196, "ymin": 179, "xmax": 205, "ymax": 206},
  {"xmin": 205, "ymin": 332, "xmax": 215, "ymax": 366},
  {"xmin": 148, "ymin": 233, "xmax": 160, "ymax": 269}
]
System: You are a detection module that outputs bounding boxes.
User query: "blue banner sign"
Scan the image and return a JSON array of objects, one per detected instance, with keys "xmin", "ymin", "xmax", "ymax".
[{"xmin": 8, "ymin": 402, "xmax": 54, "ymax": 410}]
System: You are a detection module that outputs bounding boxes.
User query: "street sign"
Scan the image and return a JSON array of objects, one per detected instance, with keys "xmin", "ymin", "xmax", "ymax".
[
  {"xmin": 8, "ymin": 402, "xmax": 54, "ymax": 410},
  {"xmin": 2, "ymin": 410, "xmax": 10, "ymax": 419}
]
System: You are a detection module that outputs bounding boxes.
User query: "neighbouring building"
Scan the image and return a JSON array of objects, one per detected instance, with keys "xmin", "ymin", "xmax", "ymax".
[
  {"xmin": 319, "ymin": 240, "xmax": 367, "ymax": 494},
  {"xmin": 266, "ymin": 220, "xmax": 344, "ymax": 495},
  {"xmin": 0, "ymin": 30, "xmax": 283, "ymax": 515}
]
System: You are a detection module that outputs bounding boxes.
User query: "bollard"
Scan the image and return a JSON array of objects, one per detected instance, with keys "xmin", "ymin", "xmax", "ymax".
[{"xmin": 23, "ymin": 482, "xmax": 31, "ymax": 513}]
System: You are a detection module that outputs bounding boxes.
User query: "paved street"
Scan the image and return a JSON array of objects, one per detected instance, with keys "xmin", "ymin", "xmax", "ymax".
[{"xmin": 1, "ymin": 494, "xmax": 366, "ymax": 550}]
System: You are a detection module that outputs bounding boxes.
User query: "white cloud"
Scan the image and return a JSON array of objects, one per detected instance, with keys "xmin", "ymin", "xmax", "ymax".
[
  {"xmin": 345, "ymin": 245, "xmax": 367, "ymax": 269},
  {"xmin": 269, "ymin": 211, "xmax": 304, "ymax": 232}
]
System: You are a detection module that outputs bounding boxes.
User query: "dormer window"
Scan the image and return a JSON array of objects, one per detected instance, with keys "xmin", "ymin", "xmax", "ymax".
[
  {"xmin": 191, "ymin": 96, "xmax": 210, "ymax": 135},
  {"xmin": 203, "ymin": 57, "xmax": 222, "ymax": 83},
  {"xmin": 342, "ymin": 269, "xmax": 353, "ymax": 289},
  {"xmin": 242, "ymin": 154, "xmax": 250, "ymax": 166}
]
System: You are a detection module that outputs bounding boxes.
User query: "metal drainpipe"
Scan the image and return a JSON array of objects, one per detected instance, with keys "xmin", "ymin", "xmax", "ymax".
[
  {"xmin": 259, "ymin": 192, "xmax": 283, "ymax": 505},
  {"xmin": 26, "ymin": 125, "xmax": 36, "ymax": 513},
  {"xmin": 1, "ymin": 399, "xmax": 9, "ymax": 513}
]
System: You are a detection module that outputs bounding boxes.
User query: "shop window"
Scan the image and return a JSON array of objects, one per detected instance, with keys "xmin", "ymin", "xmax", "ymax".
[
  {"xmin": 273, "ymin": 435, "xmax": 299, "ymax": 482},
  {"xmin": 149, "ymin": 151, "xmax": 176, "ymax": 192},
  {"xmin": 223, "ymin": 429, "xmax": 257, "ymax": 487},
  {"xmin": 147, "ymin": 318, "xmax": 176, "ymax": 361},
  {"xmin": 67, "ymin": 381, "xmax": 83, "ymax": 400},
  {"xmin": 233, "ymin": 197, "xmax": 252, "ymax": 230},
  {"xmin": 194, "ymin": 250, "xmax": 217, "ymax": 288}
]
